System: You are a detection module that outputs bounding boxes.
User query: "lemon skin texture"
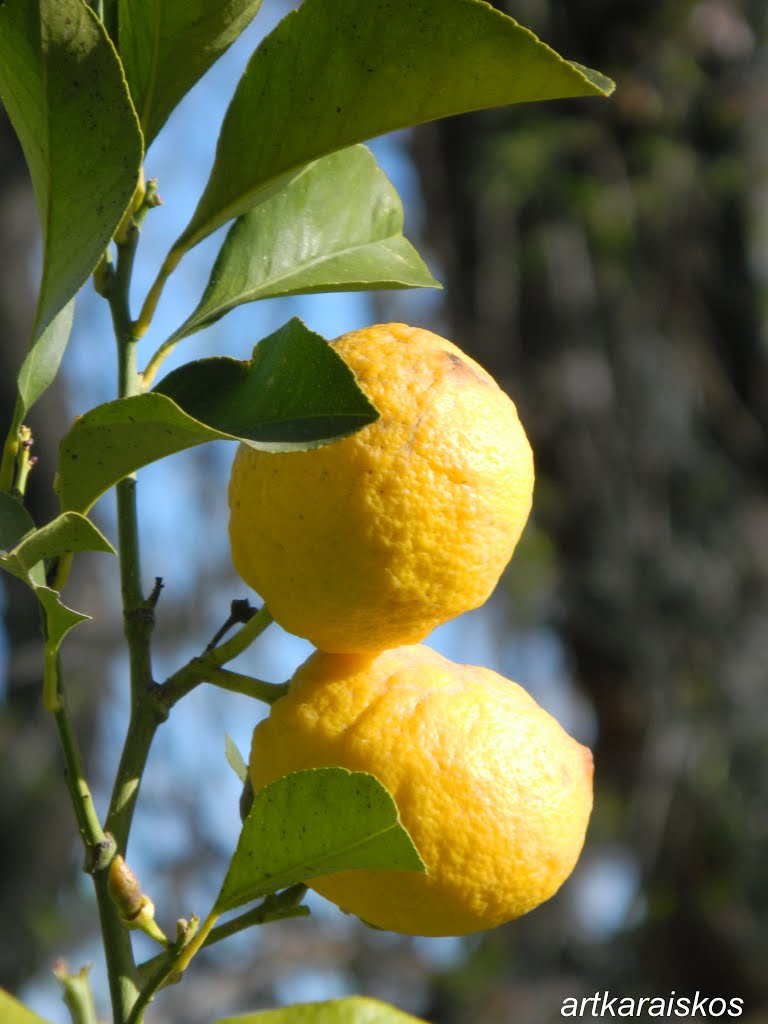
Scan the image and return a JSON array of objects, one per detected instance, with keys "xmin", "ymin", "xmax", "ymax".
[
  {"xmin": 228, "ymin": 323, "xmax": 534, "ymax": 653},
  {"xmin": 249, "ymin": 644, "xmax": 593, "ymax": 937}
]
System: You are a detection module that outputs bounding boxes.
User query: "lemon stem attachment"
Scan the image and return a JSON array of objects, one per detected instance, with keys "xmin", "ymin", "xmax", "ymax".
[
  {"xmin": 205, "ymin": 666, "xmax": 288, "ymax": 704},
  {"xmin": 133, "ymin": 245, "xmax": 184, "ymax": 343},
  {"xmin": 141, "ymin": 334, "xmax": 180, "ymax": 390}
]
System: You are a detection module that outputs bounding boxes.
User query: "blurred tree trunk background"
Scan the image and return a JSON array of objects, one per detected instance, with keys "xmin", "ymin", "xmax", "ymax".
[
  {"xmin": 0, "ymin": 109, "xmax": 101, "ymax": 991},
  {"xmin": 409, "ymin": 0, "xmax": 768, "ymax": 1019}
]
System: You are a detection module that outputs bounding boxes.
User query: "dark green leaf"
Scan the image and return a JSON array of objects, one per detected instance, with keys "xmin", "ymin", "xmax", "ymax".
[
  {"xmin": 0, "ymin": 990, "xmax": 53, "ymax": 1024},
  {"xmin": 174, "ymin": 0, "xmax": 614, "ymax": 253},
  {"xmin": 16, "ymin": 300, "xmax": 75, "ymax": 417},
  {"xmin": 0, "ymin": 492, "xmax": 36, "ymax": 558},
  {"xmin": 118, "ymin": 0, "xmax": 264, "ymax": 145},
  {"xmin": 214, "ymin": 996, "xmax": 428, "ymax": 1024},
  {"xmin": 155, "ymin": 318, "xmax": 379, "ymax": 447},
  {"xmin": 172, "ymin": 145, "xmax": 439, "ymax": 341},
  {"xmin": 56, "ymin": 319, "xmax": 379, "ymax": 512},
  {"xmin": 0, "ymin": 492, "xmax": 45, "ymax": 587},
  {"xmin": 215, "ymin": 768, "xmax": 425, "ymax": 913},
  {"xmin": 0, "ymin": 0, "xmax": 142, "ymax": 338}
]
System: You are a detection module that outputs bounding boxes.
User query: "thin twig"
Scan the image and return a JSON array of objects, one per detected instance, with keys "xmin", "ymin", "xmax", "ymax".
[
  {"xmin": 206, "ymin": 598, "xmax": 257, "ymax": 651},
  {"xmin": 159, "ymin": 604, "xmax": 275, "ymax": 707},
  {"xmin": 136, "ymin": 886, "xmax": 309, "ymax": 993}
]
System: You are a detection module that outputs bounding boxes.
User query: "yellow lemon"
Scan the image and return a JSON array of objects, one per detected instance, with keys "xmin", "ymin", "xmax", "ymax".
[
  {"xmin": 249, "ymin": 643, "xmax": 593, "ymax": 936},
  {"xmin": 228, "ymin": 323, "xmax": 534, "ymax": 653}
]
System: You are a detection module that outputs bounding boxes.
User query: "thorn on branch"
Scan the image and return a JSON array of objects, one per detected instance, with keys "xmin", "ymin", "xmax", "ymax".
[
  {"xmin": 124, "ymin": 579, "xmax": 164, "ymax": 627},
  {"xmin": 146, "ymin": 577, "xmax": 164, "ymax": 608}
]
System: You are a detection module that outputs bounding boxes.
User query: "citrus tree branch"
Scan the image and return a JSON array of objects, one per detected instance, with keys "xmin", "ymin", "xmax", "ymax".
[
  {"xmin": 159, "ymin": 603, "xmax": 275, "ymax": 706},
  {"xmin": 92, "ymin": 219, "xmax": 156, "ymax": 1024},
  {"xmin": 50, "ymin": 661, "xmax": 107, "ymax": 849},
  {"xmin": 133, "ymin": 885, "xmax": 309, "ymax": 1019},
  {"xmin": 49, "ymin": 651, "xmax": 140, "ymax": 1021},
  {"xmin": 101, "ymin": 224, "xmax": 163, "ymax": 860}
]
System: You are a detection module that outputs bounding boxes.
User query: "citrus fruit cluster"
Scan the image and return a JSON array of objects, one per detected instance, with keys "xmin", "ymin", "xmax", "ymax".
[{"xmin": 229, "ymin": 323, "xmax": 593, "ymax": 936}]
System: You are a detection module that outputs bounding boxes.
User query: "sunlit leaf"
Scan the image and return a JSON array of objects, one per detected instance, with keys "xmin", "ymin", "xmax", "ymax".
[
  {"xmin": 16, "ymin": 299, "xmax": 75, "ymax": 417},
  {"xmin": 172, "ymin": 145, "xmax": 439, "ymax": 341},
  {"xmin": 174, "ymin": 0, "xmax": 613, "ymax": 253},
  {"xmin": 0, "ymin": 512, "xmax": 114, "ymax": 582},
  {"xmin": 215, "ymin": 768, "xmax": 425, "ymax": 913},
  {"xmin": 214, "ymin": 997, "xmax": 428, "ymax": 1024},
  {"xmin": 118, "ymin": 0, "xmax": 264, "ymax": 145},
  {"xmin": 56, "ymin": 393, "xmax": 228, "ymax": 514},
  {"xmin": 0, "ymin": 506, "xmax": 113, "ymax": 655},
  {"xmin": 35, "ymin": 586, "xmax": 90, "ymax": 652},
  {"xmin": 0, "ymin": 0, "xmax": 142, "ymax": 339},
  {"xmin": 0, "ymin": 989, "xmax": 53, "ymax": 1024},
  {"xmin": 225, "ymin": 735, "xmax": 249, "ymax": 785}
]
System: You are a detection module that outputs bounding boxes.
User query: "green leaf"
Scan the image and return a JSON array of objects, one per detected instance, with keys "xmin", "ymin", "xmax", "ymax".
[
  {"xmin": 172, "ymin": 145, "xmax": 439, "ymax": 341},
  {"xmin": 36, "ymin": 586, "xmax": 90, "ymax": 652},
  {"xmin": 214, "ymin": 768, "xmax": 425, "ymax": 914},
  {"xmin": 118, "ymin": 0, "xmax": 264, "ymax": 146},
  {"xmin": 56, "ymin": 319, "xmax": 379, "ymax": 512},
  {"xmin": 0, "ymin": 989, "xmax": 53, "ymax": 1024},
  {"xmin": 0, "ymin": 492, "xmax": 37, "ymax": 559},
  {"xmin": 0, "ymin": 0, "xmax": 142, "ymax": 339},
  {"xmin": 174, "ymin": 0, "xmax": 614, "ymax": 253},
  {"xmin": 56, "ymin": 393, "xmax": 229, "ymax": 514},
  {"xmin": 0, "ymin": 509, "xmax": 113, "ymax": 655},
  {"xmin": 225, "ymin": 735, "xmax": 249, "ymax": 785},
  {"xmin": 0, "ymin": 511, "xmax": 114, "ymax": 582},
  {"xmin": 16, "ymin": 299, "xmax": 75, "ymax": 417},
  {"xmin": 155, "ymin": 318, "xmax": 379, "ymax": 447},
  {"xmin": 214, "ymin": 996, "xmax": 428, "ymax": 1024}
]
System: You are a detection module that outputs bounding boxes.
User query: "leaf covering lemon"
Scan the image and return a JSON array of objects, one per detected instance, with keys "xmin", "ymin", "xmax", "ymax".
[
  {"xmin": 249, "ymin": 643, "xmax": 593, "ymax": 936},
  {"xmin": 228, "ymin": 323, "xmax": 534, "ymax": 653}
]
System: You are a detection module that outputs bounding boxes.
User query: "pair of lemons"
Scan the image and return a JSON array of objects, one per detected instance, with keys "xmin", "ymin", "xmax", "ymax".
[{"xmin": 228, "ymin": 324, "xmax": 592, "ymax": 937}]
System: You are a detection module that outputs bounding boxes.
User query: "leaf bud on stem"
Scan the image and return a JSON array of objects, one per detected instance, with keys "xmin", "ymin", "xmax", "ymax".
[{"xmin": 108, "ymin": 855, "xmax": 170, "ymax": 947}]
